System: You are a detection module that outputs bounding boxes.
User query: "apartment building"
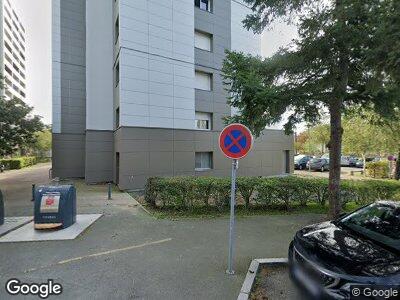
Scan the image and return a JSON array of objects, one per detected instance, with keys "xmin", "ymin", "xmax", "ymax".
[
  {"xmin": 0, "ymin": 0, "xmax": 26, "ymax": 100},
  {"xmin": 52, "ymin": 0, "xmax": 294, "ymax": 190}
]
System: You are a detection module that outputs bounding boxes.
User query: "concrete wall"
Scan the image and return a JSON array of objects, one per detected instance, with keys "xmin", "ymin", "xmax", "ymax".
[
  {"xmin": 52, "ymin": 0, "xmax": 86, "ymax": 178},
  {"xmin": 115, "ymin": 127, "xmax": 294, "ymax": 190}
]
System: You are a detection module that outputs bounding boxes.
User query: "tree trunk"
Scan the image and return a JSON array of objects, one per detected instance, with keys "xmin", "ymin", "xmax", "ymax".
[
  {"xmin": 395, "ymin": 150, "xmax": 400, "ymax": 180},
  {"xmin": 328, "ymin": 100, "xmax": 343, "ymax": 219},
  {"xmin": 328, "ymin": 0, "xmax": 349, "ymax": 219},
  {"xmin": 362, "ymin": 153, "xmax": 366, "ymax": 174}
]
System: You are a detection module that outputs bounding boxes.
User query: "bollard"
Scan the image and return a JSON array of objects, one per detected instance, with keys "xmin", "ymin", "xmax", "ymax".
[
  {"xmin": 31, "ymin": 184, "xmax": 35, "ymax": 202},
  {"xmin": 108, "ymin": 183, "xmax": 112, "ymax": 200},
  {"xmin": 0, "ymin": 190, "xmax": 4, "ymax": 225}
]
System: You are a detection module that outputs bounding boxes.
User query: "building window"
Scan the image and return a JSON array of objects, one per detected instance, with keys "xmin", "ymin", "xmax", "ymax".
[
  {"xmin": 195, "ymin": 0, "xmax": 212, "ymax": 12},
  {"xmin": 114, "ymin": 16, "xmax": 119, "ymax": 44},
  {"xmin": 195, "ymin": 152, "xmax": 213, "ymax": 170},
  {"xmin": 195, "ymin": 71, "xmax": 212, "ymax": 91},
  {"xmin": 116, "ymin": 107, "xmax": 120, "ymax": 128},
  {"xmin": 195, "ymin": 30, "xmax": 212, "ymax": 52},
  {"xmin": 115, "ymin": 61, "xmax": 120, "ymax": 87},
  {"xmin": 195, "ymin": 112, "xmax": 212, "ymax": 130}
]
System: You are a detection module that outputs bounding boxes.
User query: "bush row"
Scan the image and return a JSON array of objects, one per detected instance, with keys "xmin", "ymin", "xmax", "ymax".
[
  {"xmin": 0, "ymin": 156, "xmax": 37, "ymax": 170},
  {"xmin": 144, "ymin": 176, "xmax": 400, "ymax": 211},
  {"xmin": 366, "ymin": 161, "xmax": 389, "ymax": 179}
]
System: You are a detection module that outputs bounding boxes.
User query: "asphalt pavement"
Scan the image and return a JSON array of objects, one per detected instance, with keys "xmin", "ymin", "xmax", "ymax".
[{"xmin": 0, "ymin": 164, "xmax": 324, "ymax": 299}]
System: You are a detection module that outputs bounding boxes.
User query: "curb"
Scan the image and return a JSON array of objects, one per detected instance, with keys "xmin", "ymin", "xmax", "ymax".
[{"xmin": 237, "ymin": 258, "xmax": 288, "ymax": 300}]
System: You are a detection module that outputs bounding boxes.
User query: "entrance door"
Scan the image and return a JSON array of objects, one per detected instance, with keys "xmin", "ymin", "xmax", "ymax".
[{"xmin": 284, "ymin": 150, "xmax": 290, "ymax": 174}]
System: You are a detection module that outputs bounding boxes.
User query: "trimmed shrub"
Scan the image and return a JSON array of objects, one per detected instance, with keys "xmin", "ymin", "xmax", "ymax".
[
  {"xmin": 144, "ymin": 176, "xmax": 400, "ymax": 211},
  {"xmin": 366, "ymin": 161, "xmax": 389, "ymax": 178},
  {"xmin": 0, "ymin": 156, "xmax": 37, "ymax": 170},
  {"xmin": 237, "ymin": 177, "xmax": 261, "ymax": 208}
]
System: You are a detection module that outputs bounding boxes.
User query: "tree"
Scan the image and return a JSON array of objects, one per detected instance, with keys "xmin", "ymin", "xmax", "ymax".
[
  {"xmin": 31, "ymin": 127, "xmax": 52, "ymax": 157},
  {"xmin": 295, "ymin": 131, "xmax": 309, "ymax": 154},
  {"xmin": 0, "ymin": 76, "xmax": 44, "ymax": 156},
  {"xmin": 307, "ymin": 124, "xmax": 330, "ymax": 155},
  {"xmin": 222, "ymin": 0, "xmax": 400, "ymax": 218},
  {"xmin": 342, "ymin": 115, "xmax": 381, "ymax": 171},
  {"xmin": 371, "ymin": 111, "xmax": 400, "ymax": 180}
]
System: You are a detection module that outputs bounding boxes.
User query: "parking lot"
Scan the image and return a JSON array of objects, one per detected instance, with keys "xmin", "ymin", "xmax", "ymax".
[
  {"xmin": 0, "ymin": 164, "xmax": 323, "ymax": 299},
  {"xmin": 295, "ymin": 166, "xmax": 364, "ymax": 180}
]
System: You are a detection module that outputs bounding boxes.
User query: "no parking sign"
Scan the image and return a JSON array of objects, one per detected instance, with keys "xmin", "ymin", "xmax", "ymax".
[
  {"xmin": 219, "ymin": 124, "xmax": 253, "ymax": 275},
  {"xmin": 219, "ymin": 124, "xmax": 253, "ymax": 159}
]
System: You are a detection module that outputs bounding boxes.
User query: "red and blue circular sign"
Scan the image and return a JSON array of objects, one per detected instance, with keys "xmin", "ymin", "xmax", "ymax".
[{"xmin": 219, "ymin": 124, "xmax": 253, "ymax": 159}]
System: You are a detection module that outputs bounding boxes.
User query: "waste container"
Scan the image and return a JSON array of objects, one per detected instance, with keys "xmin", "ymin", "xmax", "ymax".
[
  {"xmin": 34, "ymin": 185, "xmax": 76, "ymax": 230},
  {"xmin": 0, "ymin": 190, "xmax": 4, "ymax": 226}
]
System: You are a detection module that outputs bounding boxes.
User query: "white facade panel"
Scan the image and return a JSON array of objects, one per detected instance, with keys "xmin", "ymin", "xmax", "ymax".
[
  {"xmin": 118, "ymin": 0, "xmax": 195, "ymax": 130},
  {"xmin": 231, "ymin": 0, "xmax": 261, "ymax": 56},
  {"xmin": 86, "ymin": 0, "xmax": 113, "ymax": 131}
]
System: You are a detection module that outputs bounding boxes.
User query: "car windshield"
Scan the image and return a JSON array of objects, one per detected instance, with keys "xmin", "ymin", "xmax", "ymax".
[
  {"xmin": 310, "ymin": 159, "xmax": 321, "ymax": 163},
  {"xmin": 295, "ymin": 155, "xmax": 306, "ymax": 162},
  {"xmin": 340, "ymin": 203, "xmax": 400, "ymax": 251}
]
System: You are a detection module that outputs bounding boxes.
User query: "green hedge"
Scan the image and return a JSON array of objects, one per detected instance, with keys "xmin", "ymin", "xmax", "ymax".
[
  {"xmin": 366, "ymin": 161, "xmax": 389, "ymax": 178},
  {"xmin": 0, "ymin": 156, "xmax": 37, "ymax": 170},
  {"xmin": 144, "ymin": 176, "xmax": 400, "ymax": 211}
]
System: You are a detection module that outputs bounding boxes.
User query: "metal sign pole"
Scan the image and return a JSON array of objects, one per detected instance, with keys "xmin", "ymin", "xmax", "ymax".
[{"xmin": 227, "ymin": 159, "xmax": 238, "ymax": 275}]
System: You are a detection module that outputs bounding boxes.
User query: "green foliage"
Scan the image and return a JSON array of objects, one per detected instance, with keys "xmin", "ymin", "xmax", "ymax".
[
  {"xmin": 144, "ymin": 176, "xmax": 400, "ymax": 211},
  {"xmin": 32, "ymin": 129, "xmax": 52, "ymax": 157},
  {"xmin": 301, "ymin": 124, "xmax": 330, "ymax": 155},
  {"xmin": 342, "ymin": 114, "xmax": 382, "ymax": 158},
  {"xmin": 366, "ymin": 161, "xmax": 389, "ymax": 179},
  {"xmin": 0, "ymin": 156, "xmax": 37, "ymax": 170},
  {"xmin": 0, "ymin": 93, "xmax": 44, "ymax": 156},
  {"xmin": 223, "ymin": 1, "xmax": 400, "ymax": 137}
]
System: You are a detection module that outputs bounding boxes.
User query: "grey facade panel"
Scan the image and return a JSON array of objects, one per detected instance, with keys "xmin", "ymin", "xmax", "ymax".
[
  {"xmin": 52, "ymin": 133, "xmax": 85, "ymax": 178},
  {"xmin": 52, "ymin": 0, "xmax": 86, "ymax": 179},
  {"xmin": 194, "ymin": 0, "xmax": 231, "ymax": 132},
  {"xmin": 85, "ymin": 130, "xmax": 114, "ymax": 183},
  {"xmin": 59, "ymin": 0, "xmax": 86, "ymax": 135},
  {"xmin": 115, "ymin": 127, "xmax": 294, "ymax": 190}
]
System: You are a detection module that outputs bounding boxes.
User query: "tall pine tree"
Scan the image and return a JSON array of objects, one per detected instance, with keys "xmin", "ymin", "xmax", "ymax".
[{"xmin": 222, "ymin": 0, "xmax": 400, "ymax": 218}]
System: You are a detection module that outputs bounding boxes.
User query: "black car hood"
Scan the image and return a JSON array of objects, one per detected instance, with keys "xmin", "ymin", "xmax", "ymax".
[{"xmin": 295, "ymin": 221, "xmax": 400, "ymax": 277}]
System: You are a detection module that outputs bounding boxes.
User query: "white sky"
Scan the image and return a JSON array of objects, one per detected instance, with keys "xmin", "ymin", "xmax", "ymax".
[
  {"xmin": 12, "ymin": 0, "xmax": 52, "ymax": 125},
  {"xmin": 11, "ymin": 1, "xmax": 298, "ymax": 129}
]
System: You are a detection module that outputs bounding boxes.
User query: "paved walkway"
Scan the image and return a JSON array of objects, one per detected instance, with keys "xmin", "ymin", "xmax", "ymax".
[
  {"xmin": 0, "ymin": 164, "xmax": 324, "ymax": 299},
  {"xmin": 0, "ymin": 162, "xmax": 52, "ymax": 217}
]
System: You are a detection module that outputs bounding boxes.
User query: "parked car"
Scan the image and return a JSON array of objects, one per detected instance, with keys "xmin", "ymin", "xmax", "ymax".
[
  {"xmin": 321, "ymin": 154, "xmax": 352, "ymax": 167},
  {"xmin": 289, "ymin": 201, "xmax": 400, "ymax": 300},
  {"xmin": 348, "ymin": 156, "xmax": 358, "ymax": 167},
  {"xmin": 306, "ymin": 158, "xmax": 329, "ymax": 172},
  {"xmin": 294, "ymin": 155, "xmax": 312, "ymax": 170},
  {"xmin": 355, "ymin": 159, "xmax": 364, "ymax": 168}
]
